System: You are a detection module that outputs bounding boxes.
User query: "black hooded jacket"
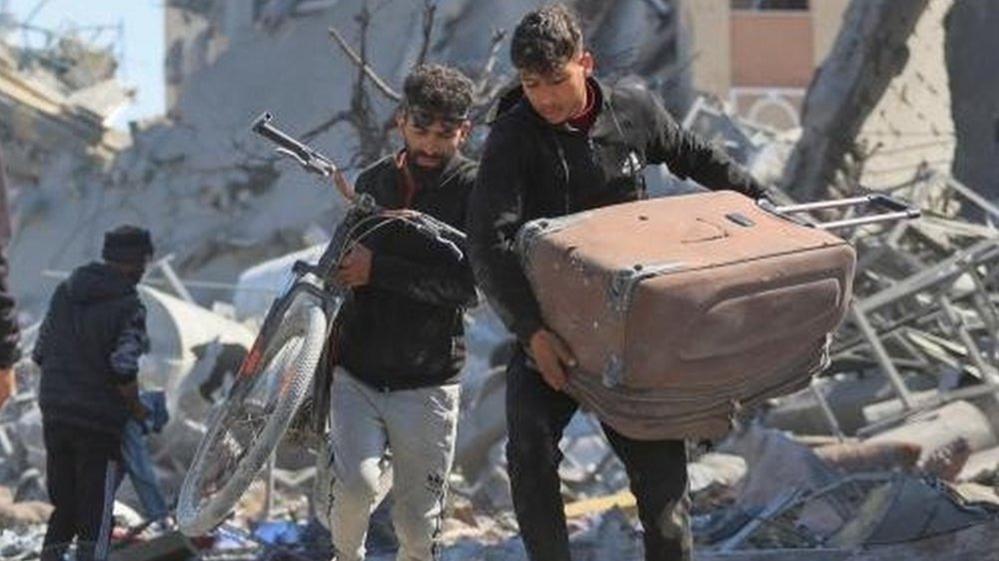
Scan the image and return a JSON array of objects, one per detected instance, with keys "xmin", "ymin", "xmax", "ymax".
[
  {"xmin": 334, "ymin": 153, "xmax": 478, "ymax": 390},
  {"xmin": 0, "ymin": 142, "xmax": 20, "ymax": 368},
  {"xmin": 467, "ymin": 78, "xmax": 767, "ymax": 343},
  {"xmin": 33, "ymin": 262, "xmax": 148, "ymax": 435}
]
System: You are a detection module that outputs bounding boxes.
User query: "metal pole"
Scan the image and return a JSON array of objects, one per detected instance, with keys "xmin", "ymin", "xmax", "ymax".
[
  {"xmin": 774, "ymin": 195, "xmax": 878, "ymax": 213},
  {"xmin": 155, "ymin": 254, "xmax": 196, "ymax": 303},
  {"xmin": 947, "ymin": 178, "xmax": 999, "ymax": 224},
  {"xmin": 850, "ymin": 302, "xmax": 915, "ymax": 409},
  {"xmin": 809, "ymin": 380, "xmax": 846, "ymax": 441},
  {"xmin": 938, "ymin": 295, "xmax": 999, "ymax": 389}
]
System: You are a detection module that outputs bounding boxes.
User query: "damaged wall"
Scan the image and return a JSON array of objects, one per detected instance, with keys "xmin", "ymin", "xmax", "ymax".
[
  {"xmin": 854, "ymin": 0, "xmax": 955, "ymax": 191},
  {"xmin": 9, "ymin": 0, "xmax": 691, "ymax": 317},
  {"xmin": 779, "ymin": 0, "xmax": 931, "ymax": 199},
  {"xmin": 164, "ymin": 0, "xmax": 230, "ymax": 111},
  {"xmin": 0, "ymin": 39, "xmax": 131, "ymax": 192},
  {"xmin": 679, "ymin": 0, "xmax": 850, "ymax": 131}
]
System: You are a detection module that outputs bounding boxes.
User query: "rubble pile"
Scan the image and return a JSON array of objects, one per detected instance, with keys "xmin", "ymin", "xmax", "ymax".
[
  {"xmin": 0, "ymin": 24, "xmax": 133, "ymax": 192},
  {"xmin": 6, "ymin": 135, "xmax": 999, "ymax": 560},
  {"xmin": 3, "ymin": 0, "xmax": 999, "ymax": 560}
]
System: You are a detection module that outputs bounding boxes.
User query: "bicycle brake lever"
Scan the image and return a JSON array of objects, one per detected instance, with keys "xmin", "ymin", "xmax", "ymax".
[
  {"xmin": 276, "ymin": 147, "xmax": 309, "ymax": 167},
  {"xmin": 422, "ymin": 215, "xmax": 467, "ymax": 240},
  {"xmin": 275, "ymin": 148, "xmax": 334, "ymax": 177},
  {"xmin": 436, "ymin": 236, "xmax": 464, "ymax": 261},
  {"xmin": 408, "ymin": 220, "xmax": 465, "ymax": 261}
]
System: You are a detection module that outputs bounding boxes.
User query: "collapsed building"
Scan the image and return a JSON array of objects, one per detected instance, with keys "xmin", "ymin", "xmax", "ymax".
[
  {"xmin": 0, "ymin": 23, "xmax": 132, "ymax": 183},
  {"xmin": 5, "ymin": 0, "xmax": 699, "ymax": 318},
  {"xmin": 4, "ymin": 0, "xmax": 999, "ymax": 560}
]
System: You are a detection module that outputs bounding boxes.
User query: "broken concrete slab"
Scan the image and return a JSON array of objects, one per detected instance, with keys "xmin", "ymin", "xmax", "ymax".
[
  {"xmin": 957, "ymin": 445, "xmax": 999, "ymax": 483},
  {"xmin": 866, "ymin": 400, "xmax": 996, "ymax": 466},
  {"xmin": 945, "ymin": 0, "xmax": 999, "ymax": 204},
  {"xmin": 0, "ymin": 485, "xmax": 51, "ymax": 528},
  {"xmin": 721, "ymin": 425, "xmax": 840, "ymax": 514},
  {"xmin": 828, "ymin": 475, "xmax": 993, "ymax": 547},
  {"xmin": 696, "ymin": 517, "xmax": 999, "ymax": 561},
  {"xmin": 814, "ymin": 440, "xmax": 921, "ymax": 474}
]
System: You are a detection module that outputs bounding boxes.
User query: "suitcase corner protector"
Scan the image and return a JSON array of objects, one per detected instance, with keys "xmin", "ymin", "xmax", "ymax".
[
  {"xmin": 608, "ymin": 261, "xmax": 687, "ymax": 312},
  {"xmin": 516, "ymin": 213, "xmax": 596, "ymax": 257},
  {"xmin": 602, "ymin": 354, "xmax": 624, "ymax": 388}
]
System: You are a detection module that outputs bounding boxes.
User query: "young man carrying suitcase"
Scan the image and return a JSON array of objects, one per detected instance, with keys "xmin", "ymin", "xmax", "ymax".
[
  {"xmin": 467, "ymin": 5, "xmax": 768, "ymax": 561},
  {"xmin": 323, "ymin": 63, "xmax": 478, "ymax": 561}
]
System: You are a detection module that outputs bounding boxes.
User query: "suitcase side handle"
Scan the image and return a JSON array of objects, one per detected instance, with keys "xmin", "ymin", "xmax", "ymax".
[{"xmin": 760, "ymin": 193, "xmax": 921, "ymax": 231}]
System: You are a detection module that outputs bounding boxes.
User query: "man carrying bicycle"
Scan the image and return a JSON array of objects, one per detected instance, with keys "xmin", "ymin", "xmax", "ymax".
[{"xmin": 324, "ymin": 63, "xmax": 477, "ymax": 561}]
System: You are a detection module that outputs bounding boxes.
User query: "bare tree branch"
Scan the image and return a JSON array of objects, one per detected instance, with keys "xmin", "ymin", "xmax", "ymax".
[
  {"xmin": 328, "ymin": 25, "xmax": 402, "ymax": 102},
  {"xmin": 315, "ymin": 5, "xmax": 510, "ymax": 166},
  {"xmin": 416, "ymin": 0, "xmax": 437, "ymax": 67},
  {"xmin": 355, "ymin": 5, "xmax": 371, "ymax": 93},
  {"xmin": 301, "ymin": 110, "xmax": 352, "ymax": 143},
  {"xmin": 474, "ymin": 29, "xmax": 507, "ymax": 98},
  {"xmin": 780, "ymin": 0, "xmax": 930, "ymax": 201},
  {"xmin": 350, "ymin": 4, "xmax": 393, "ymax": 164}
]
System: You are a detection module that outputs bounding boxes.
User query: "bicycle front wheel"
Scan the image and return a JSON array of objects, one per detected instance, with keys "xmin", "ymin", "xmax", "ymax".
[{"xmin": 177, "ymin": 290, "xmax": 327, "ymax": 535}]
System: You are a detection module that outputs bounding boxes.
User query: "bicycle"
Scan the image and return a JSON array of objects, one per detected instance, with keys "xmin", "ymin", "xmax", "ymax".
[{"xmin": 177, "ymin": 112, "xmax": 467, "ymax": 536}]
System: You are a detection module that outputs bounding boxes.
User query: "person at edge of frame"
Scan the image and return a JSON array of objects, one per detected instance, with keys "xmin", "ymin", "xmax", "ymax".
[
  {"xmin": 0, "ymin": 141, "xmax": 22, "ymax": 411},
  {"xmin": 34, "ymin": 226, "xmax": 154, "ymax": 561}
]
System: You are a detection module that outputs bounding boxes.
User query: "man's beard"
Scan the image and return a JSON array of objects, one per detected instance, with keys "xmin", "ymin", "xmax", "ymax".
[{"xmin": 408, "ymin": 149, "xmax": 451, "ymax": 170}]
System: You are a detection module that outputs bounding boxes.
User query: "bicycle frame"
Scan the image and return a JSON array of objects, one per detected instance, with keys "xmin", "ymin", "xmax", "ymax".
[
  {"xmin": 238, "ymin": 112, "xmax": 467, "ymax": 434},
  {"xmin": 179, "ymin": 112, "xmax": 472, "ymax": 535},
  {"xmin": 229, "ymin": 202, "xmax": 383, "ymax": 448}
]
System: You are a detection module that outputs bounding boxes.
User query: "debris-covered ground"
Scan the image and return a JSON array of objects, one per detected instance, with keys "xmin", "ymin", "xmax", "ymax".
[{"xmin": 4, "ymin": 0, "xmax": 999, "ymax": 560}]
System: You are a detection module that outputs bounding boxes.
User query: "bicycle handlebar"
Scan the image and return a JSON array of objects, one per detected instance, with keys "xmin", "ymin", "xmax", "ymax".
[
  {"xmin": 253, "ymin": 112, "xmax": 356, "ymax": 201},
  {"xmin": 252, "ymin": 112, "xmax": 336, "ymax": 177},
  {"xmin": 252, "ymin": 111, "xmax": 466, "ymax": 261}
]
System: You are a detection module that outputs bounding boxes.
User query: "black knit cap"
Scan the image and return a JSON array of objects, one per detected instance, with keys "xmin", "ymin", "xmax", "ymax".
[{"xmin": 102, "ymin": 225, "xmax": 154, "ymax": 265}]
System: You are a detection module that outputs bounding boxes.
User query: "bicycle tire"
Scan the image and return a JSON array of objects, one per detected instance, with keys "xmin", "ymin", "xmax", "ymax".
[{"xmin": 177, "ymin": 290, "xmax": 327, "ymax": 535}]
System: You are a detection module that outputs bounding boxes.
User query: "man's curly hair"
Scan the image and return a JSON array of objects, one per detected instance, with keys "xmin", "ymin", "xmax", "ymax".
[
  {"xmin": 402, "ymin": 64, "xmax": 474, "ymax": 127},
  {"xmin": 511, "ymin": 3, "xmax": 583, "ymax": 75}
]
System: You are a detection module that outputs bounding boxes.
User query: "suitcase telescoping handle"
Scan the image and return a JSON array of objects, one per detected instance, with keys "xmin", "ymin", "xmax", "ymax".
[{"xmin": 758, "ymin": 193, "xmax": 921, "ymax": 231}]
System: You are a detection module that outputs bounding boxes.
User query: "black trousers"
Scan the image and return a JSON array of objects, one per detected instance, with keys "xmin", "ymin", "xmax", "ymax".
[
  {"xmin": 41, "ymin": 421, "xmax": 122, "ymax": 561},
  {"xmin": 505, "ymin": 348, "xmax": 692, "ymax": 561}
]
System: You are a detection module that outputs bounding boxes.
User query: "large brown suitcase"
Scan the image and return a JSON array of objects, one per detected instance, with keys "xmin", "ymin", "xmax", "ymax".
[
  {"xmin": 517, "ymin": 191, "xmax": 860, "ymax": 439},
  {"xmin": 519, "ymin": 191, "xmax": 856, "ymax": 388},
  {"xmin": 564, "ymin": 337, "xmax": 830, "ymax": 439}
]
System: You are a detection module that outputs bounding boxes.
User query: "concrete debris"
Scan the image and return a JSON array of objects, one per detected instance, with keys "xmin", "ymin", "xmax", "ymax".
[
  {"xmin": 0, "ymin": 484, "xmax": 52, "ymax": 527},
  {"xmin": 5, "ymin": 0, "xmax": 695, "ymax": 321},
  {"xmin": 4, "ymin": 0, "xmax": 999, "ymax": 559},
  {"xmin": 722, "ymin": 425, "xmax": 840, "ymax": 514},
  {"xmin": 0, "ymin": 28, "xmax": 132, "ymax": 198},
  {"xmin": 4, "ymin": 186, "xmax": 999, "ymax": 557},
  {"xmin": 958, "ymin": 446, "xmax": 999, "ymax": 485},
  {"xmin": 814, "ymin": 440, "xmax": 922, "ymax": 474},
  {"xmin": 697, "ymin": 473, "xmax": 999, "ymax": 557},
  {"xmin": 866, "ymin": 401, "xmax": 994, "ymax": 474},
  {"xmin": 0, "ymin": 524, "xmax": 47, "ymax": 561}
]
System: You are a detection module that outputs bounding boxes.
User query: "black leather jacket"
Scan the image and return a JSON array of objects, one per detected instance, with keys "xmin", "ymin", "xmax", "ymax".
[{"xmin": 335, "ymin": 152, "xmax": 478, "ymax": 390}]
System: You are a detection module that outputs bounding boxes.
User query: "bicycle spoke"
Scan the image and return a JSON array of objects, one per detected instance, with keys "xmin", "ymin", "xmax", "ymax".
[{"xmin": 178, "ymin": 291, "xmax": 326, "ymax": 535}]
